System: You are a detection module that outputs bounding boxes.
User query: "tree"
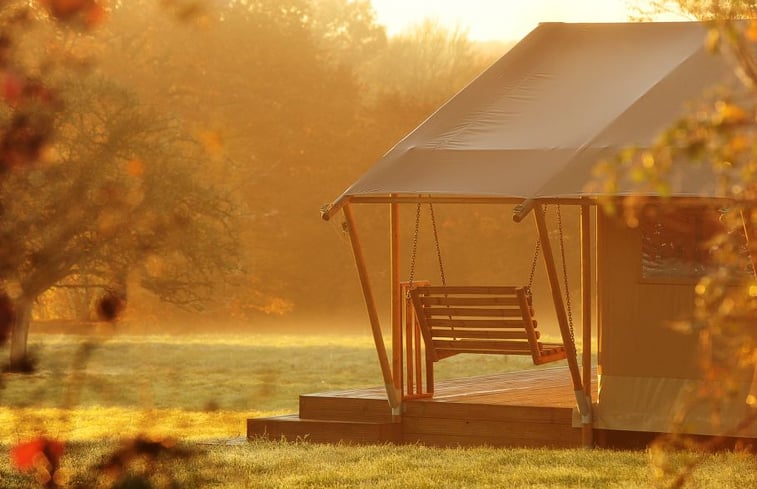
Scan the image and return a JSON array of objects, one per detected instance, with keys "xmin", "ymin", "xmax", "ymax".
[
  {"xmin": 630, "ymin": 0, "xmax": 757, "ymax": 19},
  {"xmin": 93, "ymin": 0, "xmax": 374, "ymax": 316},
  {"xmin": 56, "ymin": 0, "xmax": 505, "ymax": 319},
  {"xmin": 0, "ymin": 3, "xmax": 235, "ymax": 487},
  {"xmin": 306, "ymin": 0, "xmax": 388, "ymax": 69},
  {"xmin": 362, "ymin": 19, "xmax": 488, "ymax": 108},
  {"xmin": 0, "ymin": 73, "xmax": 242, "ymax": 369}
]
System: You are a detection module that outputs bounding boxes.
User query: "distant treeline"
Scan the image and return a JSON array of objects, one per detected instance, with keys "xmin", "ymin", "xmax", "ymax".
[{"xmin": 30, "ymin": 1, "xmax": 565, "ymax": 328}]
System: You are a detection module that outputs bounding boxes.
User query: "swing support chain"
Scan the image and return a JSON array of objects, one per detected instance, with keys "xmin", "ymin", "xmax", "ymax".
[
  {"xmin": 556, "ymin": 204, "xmax": 576, "ymax": 345},
  {"xmin": 428, "ymin": 203, "xmax": 447, "ymax": 287},
  {"xmin": 407, "ymin": 202, "xmax": 422, "ymax": 292},
  {"xmin": 526, "ymin": 204, "xmax": 575, "ymax": 344},
  {"xmin": 407, "ymin": 200, "xmax": 447, "ymax": 296}
]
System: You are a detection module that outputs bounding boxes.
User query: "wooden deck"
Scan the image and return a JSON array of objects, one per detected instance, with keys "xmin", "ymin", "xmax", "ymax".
[{"xmin": 248, "ymin": 366, "xmax": 597, "ymax": 448}]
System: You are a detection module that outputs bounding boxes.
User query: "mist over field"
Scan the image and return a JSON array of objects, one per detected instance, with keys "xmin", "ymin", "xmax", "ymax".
[{"xmin": 4, "ymin": 2, "xmax": 542, "ymax": 342}]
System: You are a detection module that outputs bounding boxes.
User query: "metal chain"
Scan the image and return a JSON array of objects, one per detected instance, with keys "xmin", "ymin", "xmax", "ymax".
[
  {"xmin": 526, "ymin": 205, "xmax": 544, "ymax": 298},
  {"xmin": 429, "ymin": 202, "xmax": 453, "ymax": 336},
  {"xmin": 407, "ymin": 202, "xmax": 422, "ymax": 291},
  {"xmin": 527, "ymin": 241, "xmax": 540, "ymax": 291},
  {"xmin": 428, "ymin": 203, "xmax": 447, "ymax": 286},
  {"xmin": 556, "ymin": 204, "xmax": 575, "ymax": 344}
]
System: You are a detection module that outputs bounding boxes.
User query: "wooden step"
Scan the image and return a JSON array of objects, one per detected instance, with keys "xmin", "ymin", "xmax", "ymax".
[
  {"xmin": 402, "ymin": 413, "xmax": 580, "ymax": 448},
  {"xmin": 247, "ymin": 414, "xmax": 402, "ymax": 444},
  {"xmin": 245, "ymin": 368, "xmax": 596, "ymax": 448},
  {"xmin": 404, "ymin": 398, "xmax": 572, "ymax": 423},
  {"xmin": 299, "ymin": 392, "xmax": 392, "ymax": 422},
  {"xmin": 401, "ymin": 399, "xmax": 579, "ymax": 448}
]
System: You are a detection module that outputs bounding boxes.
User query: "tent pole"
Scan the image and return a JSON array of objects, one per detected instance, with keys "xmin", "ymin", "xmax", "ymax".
[
  {"xmin": 533, "ymin": 205, "xmax": 586, "ymax": 409},
  {"xmin": 390, "ymin": 201, "xmax": 403, "ymax": 399},
  {"xmin": 343, "ymin": 204, "xmax": 402, "ymax": 416},
  {"xmin": 580, "ymin": 202, "xmax": 594, "ymax": 448}
]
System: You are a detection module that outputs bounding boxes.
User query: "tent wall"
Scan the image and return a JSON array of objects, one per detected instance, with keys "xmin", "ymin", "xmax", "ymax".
[{"xmin": 596, "ymin": 210, "xmax": 756, "ymax": 436}]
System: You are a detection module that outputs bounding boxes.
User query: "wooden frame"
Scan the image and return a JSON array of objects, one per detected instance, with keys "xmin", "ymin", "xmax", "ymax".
[
  {"xmin": 339, "ymin": 196, "xmax": 596, "ymax": 443},
  {"xmin": 533, "ymin": 206, "xmax": 583, "ymax": 392},
  {"xmin": 343, "ymin": 204, "xmax": 401, "ymax": 415},
  {"xmin": 581, "ymin": 201, "xmax": 594, "ymax": 447}
]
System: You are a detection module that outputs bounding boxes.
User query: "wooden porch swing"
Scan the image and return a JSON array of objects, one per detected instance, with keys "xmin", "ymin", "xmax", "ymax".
[{"xmin": 404, "ymin": 203, "xmax": 571, "ymax": 395}]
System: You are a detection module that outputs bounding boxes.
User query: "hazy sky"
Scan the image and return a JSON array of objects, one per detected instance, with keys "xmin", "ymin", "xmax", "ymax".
[{"xmin": 370, "ymin": 0, "xmax": 647, "ymax": 42}]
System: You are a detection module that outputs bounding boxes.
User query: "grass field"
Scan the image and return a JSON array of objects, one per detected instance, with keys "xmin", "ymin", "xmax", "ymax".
[
  {"xmin": 0, "ymin": 333, "xmax": 554, "ymax": 441},
  {"xmin": 0, "ymin": 332, "xmax": 754, "ymax": 488}
]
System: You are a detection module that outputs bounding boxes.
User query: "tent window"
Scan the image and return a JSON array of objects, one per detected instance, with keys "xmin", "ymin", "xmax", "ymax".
[{"xmin": 640, "ymin": 206, "xmax": 752, "ymax": 280}]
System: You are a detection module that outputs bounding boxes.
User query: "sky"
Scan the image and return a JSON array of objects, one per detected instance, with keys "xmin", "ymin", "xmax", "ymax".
[{"xmin": 370, "ymin": 0, "xmax": 649, "ymax": 42}]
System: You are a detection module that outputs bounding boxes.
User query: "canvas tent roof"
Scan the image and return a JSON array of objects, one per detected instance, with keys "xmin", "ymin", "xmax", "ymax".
[{"xmin": 329, "ymin": 21, "xmax": 739, "ymax": 211}]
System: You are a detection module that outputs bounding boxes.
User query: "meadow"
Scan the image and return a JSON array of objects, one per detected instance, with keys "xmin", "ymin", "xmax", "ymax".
[{"xmin": 0, "ymin": 331, "xmax": 754, "ymax": 488}]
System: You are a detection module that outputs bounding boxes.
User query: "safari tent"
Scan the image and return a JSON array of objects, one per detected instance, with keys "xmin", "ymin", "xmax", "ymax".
[{"xmin": 248, "ymin": 21, "xmax": 757, "ymax": 447}]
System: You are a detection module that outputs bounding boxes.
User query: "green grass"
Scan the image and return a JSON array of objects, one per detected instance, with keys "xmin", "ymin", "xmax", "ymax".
[
  {"xmin": 0, "ymin": 440, "xmax": 755, "ymax": 488},
  {"xmin": 0, "ymin": 333, "xmax": 753, "ymax": 488},
  {"xmin": 0, "ymin": 333, "xmax": 550, "ymax": 411},
  {"xmin": 0, "ymin": 333, "xmax": 551, "ymax": 442}
]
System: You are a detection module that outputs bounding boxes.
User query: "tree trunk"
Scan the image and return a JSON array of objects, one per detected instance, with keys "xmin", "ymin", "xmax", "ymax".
[{"xmin": 9, "ymin": 297, "xmax": 33, "ymax": 372}]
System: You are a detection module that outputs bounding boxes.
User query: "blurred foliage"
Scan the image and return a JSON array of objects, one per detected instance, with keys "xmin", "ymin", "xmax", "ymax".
[
  {"xmin": 629, "ymin": 0, "xmax": 757, "ymax": 20},
  {"xmin": 603, "ymin": 2, "xmax": 757, "ymax": 486},
  {"xmin": 0, "ymin": 74, "xmax": 242, "ymax": 305},
  {"xmin": 0, "ymin": 0, "xmax": 245, "ymax": 367}
]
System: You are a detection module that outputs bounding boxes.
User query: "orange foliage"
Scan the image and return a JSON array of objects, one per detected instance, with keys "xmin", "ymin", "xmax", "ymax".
[
  {"xmin": 38, "ymin": 0, "xmax": 107, "ymax": 27},
  {"xmin": 125, "ymin": 158, "xmax": 145, "ymax": 177}
]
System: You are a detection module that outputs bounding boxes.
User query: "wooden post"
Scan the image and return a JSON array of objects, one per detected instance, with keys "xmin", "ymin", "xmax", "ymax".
[
  {"xmin": 405, "ymin": 294, "xmax": 414, "ymax": 395},
  {"xmin": 533, "ymin": 205, "xmax": 585, "ymax": 403},
  {"xmin": 580, "ymin": 202, "xmax": 594, "ymax": 448},
  {"xmin": 390, "ymin": 201, "xmax": 403, "ymax": 397},
  {"xmin": 343, "ymin": 204, "xmax": 402, "ymax": 414}
]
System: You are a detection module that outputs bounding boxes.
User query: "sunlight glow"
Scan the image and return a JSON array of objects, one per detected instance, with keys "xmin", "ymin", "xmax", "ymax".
[{"xmin": 370, "ymin": 0, "xmax": 635, "ymax": 41}]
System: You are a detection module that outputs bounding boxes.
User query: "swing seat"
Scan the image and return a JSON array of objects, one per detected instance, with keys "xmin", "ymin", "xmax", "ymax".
[{"xmin": 409, "ymin": 285, "xmax": 567, "ymax": 366}]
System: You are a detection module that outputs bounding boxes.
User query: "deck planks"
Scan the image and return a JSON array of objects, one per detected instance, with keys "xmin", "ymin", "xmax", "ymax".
[{"xmin": 248, "ymin": 367, "xmax": 597, "ymax": 447}]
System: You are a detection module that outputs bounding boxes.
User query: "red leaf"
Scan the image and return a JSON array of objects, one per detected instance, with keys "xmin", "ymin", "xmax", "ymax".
[
  {"xmin": 11, "ymin": 439, "xmax": 44, "ymax": 471},
  {"xmin": 10, "ymin": 437, "xmax": 64, "ymax": 472}
]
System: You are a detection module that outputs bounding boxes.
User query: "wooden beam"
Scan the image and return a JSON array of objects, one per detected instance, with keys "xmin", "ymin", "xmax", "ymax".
[
  {"xmin": 343, "ymin": 204, "xmax": 401, "ymax": 413},
  {"xmin": 321, "ymin": 196, "xmax": 351, "ymax": 221},
  {"xmin": 390, "ymin": 201, "xmax": 402, "ymax": 397},
  {"xmin": 344, "ymin": 194, "xmax": 745, "ymax": 207},
  {"xmin": 349, "ymin": 195, "xmax": 525, "ymax": 205},
  {"xmin": 533, "ymin": 206, "xmax": 584, "ymax": 396},
  {"xmin": 580, "ymin": 202, "xmax": 594, "ymax": 448},
  {"xmin": 326, "ymin": 195, "xmax": 750, "ymax": 220},
  {"xmin": 513, "ymin": 199, "xmax": 535, "ymax": 223}
]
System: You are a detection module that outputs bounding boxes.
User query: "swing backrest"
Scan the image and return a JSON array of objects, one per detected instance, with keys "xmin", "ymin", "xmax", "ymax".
[{"xmin": 409, "ymin": 285, "xmax": 566, "ymax": 365}]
